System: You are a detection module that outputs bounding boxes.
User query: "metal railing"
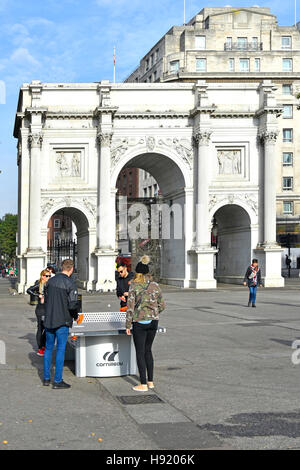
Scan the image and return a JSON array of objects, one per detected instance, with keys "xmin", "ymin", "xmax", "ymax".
[{"xmin": 224, "ymin": 42, "xmax": 263, "ymax": 51}]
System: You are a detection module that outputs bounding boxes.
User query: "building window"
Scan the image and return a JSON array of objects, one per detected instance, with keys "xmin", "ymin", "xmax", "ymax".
[
  {"xmin": 143, "ymin": 188, "xmax": 147, "ymax": 197},
  {"xmin": 282, "ymin": 58, "xmax": 292, "ymax": 72},
  {"xmin": 54, "ymin": 219, "xmax": 60, "ymax": 229},
  {"xmin": 239, "ymin": 58, "xmax": 249, "ymax": 72},
  {"xmin": 154, "ymin": 71, "xmax": 157, "ymax": 81},
  {"xmin": 283, "ymin": 177, "xmax": 293, "ymax": 190},
  {"xmin": 228, "ymin": 58, "xmax": 235, "ymax": 72},
  {"xmin": 283, "ymin": 201, "xmax": 293, "ymax": 214},
  {"xmin": 283, "ymin": 128, "xmax": 293, "ymax": 142},
  {"xmin": 148, "ymin": 186, "xmax": 153, "ymax": 197},
  {"xmin": 155, "ymin": 48, "xmax": 159, "ymax": 62},
  {"xmin": 150, "ymin": 54, "xmax": 154, "ymax": 67},
  {"xmin": 145, "ymin": 59, "xmax": 149, "ymax": 72},
  {"xmin": 153, "ymin": 184, "xmax": 158, "ymax": 196},
  {"xmin": 282, "ymin": 84, "xmax": 292, "ymax": 95},
  {"xmin": 254, "ymin": 58, "xmax": 260, "ymax": 72},
  {"xmin": 237, "ymin": 37, "xmax": 248, "ymax": 50},
  {"xmin": 196, "ymin": 58, "xmax": 206, "ymax": 72},
  {"xmin": 225, "ymin": 37, "xmax": 232, "ymax": 50},
  {"xmin": 170, "ymin": 60, "xmax": 179, "ymax": 73},
  {"xmin": 282, "ymin": 104, "xmax": 293, "ymax": 119},
  {"xmin": 195, "ymin": 35, "xmax": 206, "ymax": 49},
  {"xmin": 281, "ymin": 36, "xmax": 292, "ymax": 49},
  {"xmin": 283, "ymin": 152, "xmax": 293, "ymax": 166},
  {"xmin": 252, "ymin": 37, "xmax": 258, "ymax": 49}
]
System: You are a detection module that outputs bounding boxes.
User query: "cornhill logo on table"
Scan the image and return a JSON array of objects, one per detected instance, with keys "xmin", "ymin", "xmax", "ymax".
[{"xmin": 96, "ymin": 351, "xmax": 123, "ymax": 367}]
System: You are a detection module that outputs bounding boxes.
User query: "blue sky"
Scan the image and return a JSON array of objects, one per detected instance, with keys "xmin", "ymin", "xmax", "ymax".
[{"xmin": 0, "ymin": 0, "xmax": 298, "ymax": 217}]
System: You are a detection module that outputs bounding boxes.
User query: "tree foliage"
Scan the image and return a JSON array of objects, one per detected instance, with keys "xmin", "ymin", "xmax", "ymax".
[{"xmin": 0, "ymin": 214, "xmax": 18, "ymax": 262}]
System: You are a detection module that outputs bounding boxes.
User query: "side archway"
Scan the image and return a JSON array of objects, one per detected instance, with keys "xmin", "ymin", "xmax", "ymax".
[
  {"xmin": 212, "ymin": 203, "xmax": 253, "ymax": 284},
  {"xmin": 42, "ymin": 203, "xmax": 96, "ymax": 288}
]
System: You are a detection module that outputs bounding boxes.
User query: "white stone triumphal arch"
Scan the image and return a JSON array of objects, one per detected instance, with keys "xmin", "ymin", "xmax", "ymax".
[{"xmin": 14, "ymin": 79, "xmax": 284, "ymax": 292}]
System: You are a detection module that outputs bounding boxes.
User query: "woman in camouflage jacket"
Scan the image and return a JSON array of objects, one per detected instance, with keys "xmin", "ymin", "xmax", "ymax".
[{"xmin": 126, "ymin": 256, "xmax": 165, "ymax": 392}]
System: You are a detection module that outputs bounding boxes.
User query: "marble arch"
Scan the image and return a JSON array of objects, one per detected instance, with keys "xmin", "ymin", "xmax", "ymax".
[{"xmin": 14, "ymin": 79, "xmax": 284, "ymax": 292}]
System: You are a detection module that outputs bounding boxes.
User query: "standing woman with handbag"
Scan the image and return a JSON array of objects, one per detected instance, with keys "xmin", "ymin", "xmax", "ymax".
[
  {"xmin": 27, "ymin": 269, "xmax": 51, "ymax": 356},
  {"xmin": 126, "ymin": 256, "xmax": 165, "ymax": 392}
]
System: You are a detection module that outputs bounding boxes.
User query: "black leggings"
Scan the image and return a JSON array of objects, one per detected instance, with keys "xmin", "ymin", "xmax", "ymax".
[
  {"xmin": 132, "ymin": 320, "xmax": 158, "ymax": 385},
  {"xmin": 36, "ymin": 316, "xmax": 46, "ymax": 349}
]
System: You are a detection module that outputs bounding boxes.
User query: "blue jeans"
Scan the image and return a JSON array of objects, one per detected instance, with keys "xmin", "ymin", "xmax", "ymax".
[
  {"xmin": 248, "ymin": 286, "xmax": 257, "ymax": 305},
  {"xmin": 44, "ymin": 326, "xmax": 69, "ymax": 383}
]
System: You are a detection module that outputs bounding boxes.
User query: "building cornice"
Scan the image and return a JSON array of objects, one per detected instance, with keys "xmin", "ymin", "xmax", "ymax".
[{"xmin": 114, "ymin": 111, "xmax": 190, "ymax": 119}]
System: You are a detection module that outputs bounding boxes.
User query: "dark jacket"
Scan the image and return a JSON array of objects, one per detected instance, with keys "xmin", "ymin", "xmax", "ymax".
[
  {"xmin": 116, "ymin": 271, "xmax": 134, "ymax": 308},
  {"xmin": 244, "ymin": 266, "xmax": 262, "ymax": 287},
  {"xmin": 27, "ymin": 281, "xmax": 46, "ymax": 318},
  {"xmin": 44, "ymin": 273, "xmax": 80, "ymax": 329}
]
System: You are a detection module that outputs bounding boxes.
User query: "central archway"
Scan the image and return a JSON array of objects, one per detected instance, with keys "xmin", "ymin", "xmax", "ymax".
[{"xmin": 113, "ymin": 150, "xmax": 192, "ymax": 286}]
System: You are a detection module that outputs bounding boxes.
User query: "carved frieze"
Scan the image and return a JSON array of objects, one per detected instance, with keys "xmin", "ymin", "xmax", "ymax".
[{"xmin": 209, "ymin": 193, "xmax": 258, "ymax": 216}]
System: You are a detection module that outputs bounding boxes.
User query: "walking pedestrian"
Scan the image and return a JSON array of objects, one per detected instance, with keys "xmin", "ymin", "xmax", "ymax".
[
  {"xmin": 43, "ymin": 259, "xmax": 80, "ymax": 389},
  {"xmin": 116, "ymin": 262, "xmax": 134, "ymax": 312},
  {"xmin": 126, "ymin": 256, "xmax": 165, "ymax": 392},
  {"xmin": 243, "ymin": 258, "xmax": 262, "ymax": 307},
  {"xmin": 26, "ymin": 269, "xmax": 51, "ymax": 356}
]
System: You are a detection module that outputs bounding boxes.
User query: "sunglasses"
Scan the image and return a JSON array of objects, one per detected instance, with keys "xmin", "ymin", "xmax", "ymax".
[{"xmin": 44, "ymin": 274, "xmax": 51, "ymax": 278}]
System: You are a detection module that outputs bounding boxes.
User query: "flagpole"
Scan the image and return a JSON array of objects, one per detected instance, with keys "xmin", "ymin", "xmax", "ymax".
[
  {"xmin": 295, "ymin": 0, "xmax": 297, "ymax": 26},
  {"xmin": 113, "ymin": 46, "xmax": 116, "ymax": 83},
  {"xmin": 184, "ymin": 0, "xmax": 186, "ymax": 24}
]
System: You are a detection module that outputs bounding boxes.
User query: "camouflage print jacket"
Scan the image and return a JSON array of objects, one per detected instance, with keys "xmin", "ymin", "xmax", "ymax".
[{"xmin": 126, "ymin": 281, "xmax": 165, "ymax": 329}]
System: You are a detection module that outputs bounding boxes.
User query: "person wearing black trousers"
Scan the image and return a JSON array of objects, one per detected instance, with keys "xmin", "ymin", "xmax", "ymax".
[{"xmin": 27, "ymin": 269, "xmax": 51, "ymax": 356}]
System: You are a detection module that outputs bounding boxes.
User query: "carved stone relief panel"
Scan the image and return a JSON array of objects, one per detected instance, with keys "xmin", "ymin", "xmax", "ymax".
[
  {"xmin": 214, "ymin": 143, "xmax": 248, "ymax": 181},
  {"xmin": 217, "ymin": 150, "xmax": 241, "ymax": 175},
  {"xmin": 49, "ymin": 146, "xmax": 87, "ymax": 185}
]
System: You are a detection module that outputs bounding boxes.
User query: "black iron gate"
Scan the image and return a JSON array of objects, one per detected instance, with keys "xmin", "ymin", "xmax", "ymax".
[{"xmin": 47, "ymin": 239, "xmax": 77, "ymax": 271}]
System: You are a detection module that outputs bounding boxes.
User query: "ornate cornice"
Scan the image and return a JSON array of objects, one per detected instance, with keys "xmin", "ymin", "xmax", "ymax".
[{"xmin": 114, "ymin": 111, "xmax": 189, "ymax": 120}]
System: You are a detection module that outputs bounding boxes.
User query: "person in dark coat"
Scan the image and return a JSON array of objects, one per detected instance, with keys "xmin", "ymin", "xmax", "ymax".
[
  {"xmin": 43, "ymin": 259, "xmax": 80, "ymax": 389},
  {"xmin": 27, "ymin": 269, "xmax": 51, "ymax": 356},
  {"xmin": 243, "ymin": 258, "xmax": 262, "ymax": 307},
  {"xmin": 116, "ymin": 262, "xmax": 134, "ymax": 311}
]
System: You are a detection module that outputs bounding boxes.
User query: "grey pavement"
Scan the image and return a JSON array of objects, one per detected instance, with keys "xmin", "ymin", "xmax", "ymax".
[{"xmin": 1, "ymin": 278, "xmax": 300, "ymax": 450}]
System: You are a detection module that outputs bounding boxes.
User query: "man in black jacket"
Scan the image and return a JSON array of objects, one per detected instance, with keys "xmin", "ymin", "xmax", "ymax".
[
  {"xmin": 43, "ymin": 259, "xmax": 80, "ymax": 389},
  {"xmin": 116, "ymin": 262, "xmax": 134, "ymax": 311}
]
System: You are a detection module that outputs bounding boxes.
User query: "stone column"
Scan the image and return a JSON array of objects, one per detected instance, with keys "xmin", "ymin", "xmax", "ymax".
[
  {"xmin": 28, "ymin": 132, "xmax": 43, "ymax": 251},
  {"xmin": 194, "ymin": 129, "xmax": 212, "ymax": 248},
  {"xmin": 260, "ymin": 130, "xmax": 278, "ymax": 246},
  {"xmin": 95, "ymin": 131, "xmax": 117, "ymax": 291},
  {"xmin": 254, "ymin": 129, "xmax": 284, "ymax": 287},
  {"xmin": 191, "ymin": 129, "xmax": 217, "ymax": 289},
  {"xmin": 24, "ymin": 130, "xmax": 46, "ymax": 288}
]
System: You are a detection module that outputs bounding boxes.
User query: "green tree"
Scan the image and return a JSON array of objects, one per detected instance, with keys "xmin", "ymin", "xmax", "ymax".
[{"xmin": 0, "ymin": 214, "xmax": 18, "ymax": 263}]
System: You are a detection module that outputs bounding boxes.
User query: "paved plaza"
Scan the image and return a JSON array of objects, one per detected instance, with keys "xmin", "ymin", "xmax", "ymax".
[{"xmin": 1, "ymin": 278, "xmax": 300, "ymax": 450}]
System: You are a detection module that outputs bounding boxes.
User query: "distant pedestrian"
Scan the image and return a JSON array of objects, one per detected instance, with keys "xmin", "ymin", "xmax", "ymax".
[
  {"xmin": 43, "ymin": 259, "xmax": 80, "ymax": 389},
  {"xmin": 116, "ymin": 262, "xmax": 134, "ymax": 312},
  {"xmin": 243, "ymin": 258, "xmax": 262, "ymax": 307},
  {"xmin": 126, "ymin": 256, "xmax": 165, "ymax": 392},
  {"xmin": 27, "ymin": 269, "xmax": 51, "ymax": 357}
]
